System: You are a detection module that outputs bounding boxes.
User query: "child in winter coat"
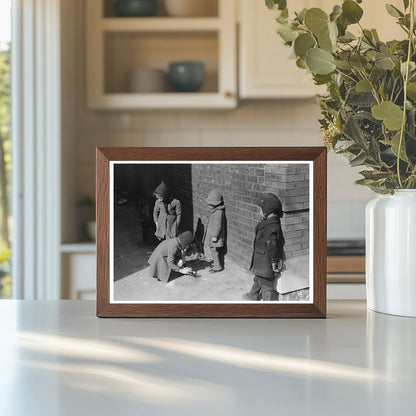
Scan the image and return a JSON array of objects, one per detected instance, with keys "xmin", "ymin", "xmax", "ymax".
[
  {"xmin": 153, "ymin": 181, "xmax": 182, "ymax": 240},
  {"xmin": 203, "ymin": 190, "xmax": 226, "ymax": 273},
  {"xmin": 148, "ymin": 231, "xmax": 194, "ymax": 282},
  {"xmin": 244, "ymin": 193, "xmax": 285, "ymax": 301}
]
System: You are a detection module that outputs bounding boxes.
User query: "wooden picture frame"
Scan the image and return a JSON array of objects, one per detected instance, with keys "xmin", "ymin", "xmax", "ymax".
[{"xmin": 96, "ymin": 147, "xmax": 327, "ymax": 318}]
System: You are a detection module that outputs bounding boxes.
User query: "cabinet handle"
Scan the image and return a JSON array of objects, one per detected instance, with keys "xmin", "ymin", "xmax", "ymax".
[{"xmin": 224, "ymin": 91, "xmax": 234, "ymax": 99}]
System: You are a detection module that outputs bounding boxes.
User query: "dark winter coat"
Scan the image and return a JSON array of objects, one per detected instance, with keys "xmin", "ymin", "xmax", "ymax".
[
  {"xmin": 250, "ymin": 216, "xmax": 284, "ymax": 279},
  {"xmin": 148, "ymin": 237, "xmax": 183, "ymax": 282},
  {"xmin": 153, "ymin": 198, "xmax": 182, "ymax": 239},
  {"xmin": 203, "ymin": 203, "xmax": 226, "ymax": 248}
]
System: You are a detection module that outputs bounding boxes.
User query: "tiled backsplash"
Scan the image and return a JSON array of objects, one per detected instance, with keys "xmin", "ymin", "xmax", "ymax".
[{"xmin": 71, "ymin": 101, "xmax": 374, "ymax": 241}]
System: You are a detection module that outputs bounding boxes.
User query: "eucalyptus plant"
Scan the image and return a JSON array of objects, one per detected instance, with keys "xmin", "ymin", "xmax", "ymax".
[{"xmin": 266, "ymin": 0, "xmax": 416, "ymax": 193}]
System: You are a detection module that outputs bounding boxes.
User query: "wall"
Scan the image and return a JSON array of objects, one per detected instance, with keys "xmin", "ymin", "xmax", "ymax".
[
  {"xmin": 61, "ymin": 0, "xmax": 375, "ymax": 244},
  {"xmin": 190, "ymin": 163, "xmax": 309, "ymax": 268}
]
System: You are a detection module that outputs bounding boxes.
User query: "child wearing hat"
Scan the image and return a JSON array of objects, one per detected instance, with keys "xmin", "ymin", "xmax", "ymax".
[
  {"xmin": 244, "ymin": 193, "xmax": 285, "ymax": 301},
  {"xmin": 203, "ymin": 190, "xmax": 226, "ymax": 273},
  {"xmin": 153, "ymin": 181, "xmax": 182, "ymax": 240},
  {"xmin": 148, "ymin": 231, "xmax": 194, "ymax": 282}
]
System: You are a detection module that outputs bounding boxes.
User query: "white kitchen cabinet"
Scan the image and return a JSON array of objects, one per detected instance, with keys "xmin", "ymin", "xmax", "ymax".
[
  {"xmin": 238, "ymin": 0, "xmax": 404, "ymax": 99},
  {"xmin": 61, "ymin": 244, "xmax": 96, "ymax": 300},
  {"xmin": 239, "ymin": 0, "xmax": 325, "ymax": 99},
  {"xmin": 86, "ymin": 0, "xmax": 237, "ymax": 109}
]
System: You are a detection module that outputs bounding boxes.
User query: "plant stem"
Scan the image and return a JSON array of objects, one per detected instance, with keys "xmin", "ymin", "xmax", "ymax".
[
  {"xmin": 397, "ymin": 0, "xmax": 415, "ymax": 188},
  {"xmin": 334, "ymin": 68, "xmax": 358, "ymax": 84}
]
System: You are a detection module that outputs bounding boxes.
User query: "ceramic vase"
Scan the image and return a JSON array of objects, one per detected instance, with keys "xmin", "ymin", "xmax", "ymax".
[{"xmin": 366, "ymin": 190, "xmax": 416, "ymax": 317}]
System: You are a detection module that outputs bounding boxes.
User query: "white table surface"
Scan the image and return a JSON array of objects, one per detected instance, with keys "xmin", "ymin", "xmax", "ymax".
[{"xmin": 0, "ymin": 300, "xmax": 415, "ymax": 416}]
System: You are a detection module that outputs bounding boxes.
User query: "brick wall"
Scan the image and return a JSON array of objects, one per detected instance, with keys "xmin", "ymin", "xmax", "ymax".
[
  {"xmin": 187, "ymin": 163, "xmax": 310, "ymax": 270},
  {"xmin": 118, "ymin": 163, "xmax": 309, "ymax": 269}
]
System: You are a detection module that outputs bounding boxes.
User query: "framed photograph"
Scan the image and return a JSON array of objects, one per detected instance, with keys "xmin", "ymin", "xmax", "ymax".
[{"xmin": 96, "ymin": 147, "xmax": 327, "ymax": 318}]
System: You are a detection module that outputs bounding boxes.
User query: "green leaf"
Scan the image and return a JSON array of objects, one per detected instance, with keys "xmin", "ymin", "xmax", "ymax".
[
  {"xmin": 355, "ymin": 178, "xmax": 377, "ymax": 186},
  {"xmin": 313, "ymin": 74, "xmax": 332, "ymax": 85},
  {"xmin": 266, "ymin": 0, "xmax": 287, "ymax": 11},
  {"xmin": 386, "ymin": 132, "xmax": 409, "ymax": 162},
  {"xmin": 356, "ymin": 79, "xmax": 372, "ymax": 92},
  {"xmin": 328, "ymin": 21, "xmax": 338, "ymax": 44},
  {"xmin": 385, "ymin": 4, "xmax": 404, "ymax": 18},
  {"xmin": 393, "ymin": 60, "xmax": 402, "ymax": 79},
  {"xmin": 369, "ymin": 136, "xmax": 382, "ymax": 163},
  {"xmin": 339, "ymin": 31, "xmax": 356, "ymax": 43},
  {"xmin": 372, "ymin": 101, "xmax": 404, "ymax": 131},
  {"xmin": 360, "ymin": 170, "xmax": 391, "ymax": 180},
  {"xmin": 277, "ymin": 23, "xmax": 299, "ymax": 43},
  {"xmin": 333, "ymin": 60, "xmax": 353, "ymax": 70},
  {"xmin": 378, "ymin": 78, "xmax": 386, "ymax": 100},
  {"xmin": 344, "ymin": 114, "xmax": 367, "ymax": 147},
  {"xmin": 371, "ymin": 29, "xmax": 380, "ymax": 43},
  {"xmin": 306, "ymin": 48, "xmax": 335, "ymax": 75},
  {"xmin": 296, "ymin": 8, "xmax": 307, "ymax": 23},
  {"xmin": 407, "ymin": 82, "xmax": 416, "ymax": 99},
  {"xmin": 363, "ymin": 29, "xmax": 376, "ymax": 46},
  {"xmin": 350, "ymin": 54, "xmax": 368, "ymax": 70},
  {"xmin": 294, "ymin": 33, "xmax": 316, "ymax": 58},
  {"xmin": 334, "ymin": 140, "xmax": 355, "ymax": 152},
  {"xmin": 375, "ymin": 55, "xmax": 395, "ymax": 70},
  {"xmin": 348, "ymin": 92, "xmax": 377, "ymax": 107},
  {"xmin": 401, "ymin": 61, "xmax": 416, "ymax": 76},
  {"xmin": 318, "ymin": 27, "xmax": 334, "ymax": 52},
  {"xmin": 342, "ymin": 0, "xmax": 364, "ymax": 24},
  {"xmin": 330, "ymin": 5, "xmax": 342, "ymax": 22},
  {"xmin": 304, "ymin": 8, "xmax": 329, "ymax": 35},
  {"xmin": 281, "ymin": 8, "xmax": 288, "ymax": 19},
  {"xmin": 403, "ymin": 0, "xmax": 410, "ymax": 10},
  {"xmin": 350, "ymin": 151, "xmax": 368, "ymax": 167},
  {"xmin": 336, "ymin": 15, "xmax": 348, "ymax": 36},
  {"xmin": 296, "ymin": 57, "xmax": 308, "ymax": 69}
]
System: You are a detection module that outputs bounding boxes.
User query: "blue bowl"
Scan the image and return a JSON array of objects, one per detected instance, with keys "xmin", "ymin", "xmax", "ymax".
[
  {"xmin": 168, "ymin": 62, "xmax": 205, "ymax": 93},
  {"xmin": 114, "ymin": 0, "xmax": 157, "ymax": 17}
]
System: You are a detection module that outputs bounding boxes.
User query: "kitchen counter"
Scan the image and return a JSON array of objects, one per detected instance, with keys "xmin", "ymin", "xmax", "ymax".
[{"xmin": 0, "ymin": 300, "xmax": 415, "ymax": 415}]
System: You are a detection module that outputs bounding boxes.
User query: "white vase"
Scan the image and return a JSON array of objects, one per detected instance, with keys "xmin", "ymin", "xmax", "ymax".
[{"xmin": 366, "ymin": 190, "xmax": 416, "ymax": 317}]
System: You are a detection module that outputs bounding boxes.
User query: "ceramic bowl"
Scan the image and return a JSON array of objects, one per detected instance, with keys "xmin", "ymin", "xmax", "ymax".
[
  {"xmin": 114, "ymin": 0, "xmax": 158, "ymax": 17},
  {"xmin": 128, "ymin": 68, "xmax": 167, "ymax": 93},
  {"xmin": 168, "ymin": 62, "xmax": 205, "ymax": 92}
]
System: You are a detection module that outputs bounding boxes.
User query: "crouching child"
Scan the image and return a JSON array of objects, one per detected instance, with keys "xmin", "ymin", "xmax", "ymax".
[
  {"xmin": 244, "ymin": 193, "xmax": 285, "ymax": 301},
  {"xmin": 148, "ymin": 231, "xmax": 194, "ymax": 282}
]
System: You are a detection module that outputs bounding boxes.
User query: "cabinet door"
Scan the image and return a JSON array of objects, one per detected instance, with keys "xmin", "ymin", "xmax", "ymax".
[
  {"xmin": 239, "ymin": 0, "xmax": 326, "ymax": 99},
  {"xmin": 62, "ymin": 253, "xmax": 96, "ymax": 300},
  {"xmin": 239, "ymin": 0, "xmax": 404, "ymax": 99}
]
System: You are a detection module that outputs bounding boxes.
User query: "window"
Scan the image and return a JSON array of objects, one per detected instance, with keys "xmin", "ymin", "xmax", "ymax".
[{"xmin": 0, "ymin": 0, "xmax": 11, "ymax": 298}]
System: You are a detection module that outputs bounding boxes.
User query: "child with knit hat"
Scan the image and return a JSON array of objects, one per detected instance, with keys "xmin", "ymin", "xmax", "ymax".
[
  {"xmin": 148, "ymin": 231, "xmax": 194, "ymax": 282},
  {"xmin": 203, "ymin": 190, "xmax": 227, "ymax": 273},
  {"xmin": 153, "ymin": 181, "xmax": 182, "ymax": 240},
  {"xmin": 244, "ymin": 193, "xmax": 285, "ymax": 301}
]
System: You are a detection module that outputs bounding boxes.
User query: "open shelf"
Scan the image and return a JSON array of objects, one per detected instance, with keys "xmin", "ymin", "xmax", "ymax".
[
  {"xmin": 103, "ymin": 0, "xmax": 219, "ymax": 18},
  {"xmin": 101, "ymin": 17, "xmax": 221, "ymax": 31},
  {"xmin": 104, "ymin": 31, "xmax": 218, "ymax": 94},
  {"xmin": 87, "ymin": 0, "xmax": 236, "ymax": 109}
]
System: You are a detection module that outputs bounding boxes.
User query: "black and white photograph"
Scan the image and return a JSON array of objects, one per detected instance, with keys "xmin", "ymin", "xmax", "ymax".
[{"xmin": 109, "ymin": 161, "xmax": 313, "ymax": 303}]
